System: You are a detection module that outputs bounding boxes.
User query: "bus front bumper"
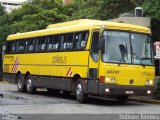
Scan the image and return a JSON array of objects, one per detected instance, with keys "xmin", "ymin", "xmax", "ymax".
[{"xmin": 99, "ymin": 83, "xmax": 154, "ymax": 96}]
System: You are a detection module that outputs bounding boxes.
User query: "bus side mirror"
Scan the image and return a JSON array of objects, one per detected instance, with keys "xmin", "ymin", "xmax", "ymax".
[
  {"xmin": 153, "ymin": 45, "xmax": 156, "ymax": 57},
  {"xmin": 153, "ymin": 42, "xmax": 156, "ymax": 56},
  {"xmin": 99, "ymin": 36, "xmax": 104, "ymax": 50}
]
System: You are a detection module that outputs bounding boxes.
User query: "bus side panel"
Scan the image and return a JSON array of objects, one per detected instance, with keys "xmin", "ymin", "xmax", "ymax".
[{"xmin": 3, "ymin": 51, "xmax": 89, "ymax": 90}]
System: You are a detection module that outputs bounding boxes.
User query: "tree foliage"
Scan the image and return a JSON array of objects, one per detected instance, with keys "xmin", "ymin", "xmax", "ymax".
[
  {"xmin": 0, "ymin": 0, "xmax": 69, "ymax": 45},
  {"xmin": 142, "ymin": 0, "xmax": 160, "ymax": 40},
  {"xmin": 0, "ymin": 4, "xmax": 6, "ymax": 16},
  {"xmin": 0, "ymin": 0, "xmax": 160, "ymax": 45},
  {"xmin": 67, "ymin": 0, "xmax": 143, "ymax": 20}
]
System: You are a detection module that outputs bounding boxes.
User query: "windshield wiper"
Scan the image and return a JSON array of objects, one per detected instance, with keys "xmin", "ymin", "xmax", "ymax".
[
  {"xmin": 140, "ymin": 58, "xmax": 152, "ymax": 66},
  {"xmin": 131, "ymin": 52, "xmax": 147, "ymax": 67}
]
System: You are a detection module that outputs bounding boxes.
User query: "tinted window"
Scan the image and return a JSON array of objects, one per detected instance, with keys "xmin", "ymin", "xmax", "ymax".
[
  {"xmin": 47, "ymin": 35, "xmax": 60, "ymax": 51},
  {"xmin": 60, "ymin": 34, "xmax": 67, "ymax": 50},
  {"xmin": 6, "ymin": 41, "xmax": 12, "ymax": 53},
  {"xmin": 11, "ymin": 41, "xmax": 16, "ymax": 53},
  {"xmin": 74, "ymin": 31, "xmax": 89, "ymax": 49},
  {"xmin": 36, "ymin": 36, "xmax": 47, "ymax": 51},
  {"xmin": 91, "ymin": 31, "xmax": 99, "ymax": 62},
  {"xmin": 26, "ymin": 38, "xmax": 35, "ymax": 52},
  {"xmin": 65, "ymin": 33, "xmax": 74, "ymax": 49},
  {"xmin": 16, "ymin": 39, "xmax": 26, "ymax": 52}
]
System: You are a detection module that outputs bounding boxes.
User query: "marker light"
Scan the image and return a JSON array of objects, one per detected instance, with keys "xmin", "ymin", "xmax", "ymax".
[
  {"xmin": 147, "ymin": 90, "xmax": 151, "ymax": 94},
  {"xmin": 100, "ymin": 76, "xmax": 105, "ymax": 83},
  {"xmin": 105, "ymin": 88, "xmax": 110, "ymax": 92}
]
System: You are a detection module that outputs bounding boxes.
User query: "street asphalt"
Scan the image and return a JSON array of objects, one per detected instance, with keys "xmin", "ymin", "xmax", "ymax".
[{"xmin": 0, "ymin": 82, "xmax": 160, "ymax": 120}]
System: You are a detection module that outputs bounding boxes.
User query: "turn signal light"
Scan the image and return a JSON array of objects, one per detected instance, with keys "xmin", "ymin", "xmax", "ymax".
[{"xmin": 99, "ymin": 76, "xmax": 105, "ymax": 83}]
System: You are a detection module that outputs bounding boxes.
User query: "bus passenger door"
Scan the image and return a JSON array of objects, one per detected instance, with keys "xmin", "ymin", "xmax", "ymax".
[{"xmin": 88, "ymin": 30, "xmax": 100, "ymax": 94}]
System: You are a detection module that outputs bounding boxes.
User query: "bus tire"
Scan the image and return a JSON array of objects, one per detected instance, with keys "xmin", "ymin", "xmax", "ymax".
[
  {"xmin": 116, "ymin": 95, "xmax": 128, "ymax": 103},
  {"xmin": 17, "ymin": 74, "xmax": 25, "ymax": 92},
  {"xmin": 76, "ymin": 78, "xmax": 88, "ymax": 103},
  {"xmin": 26, "ymin": 75, "xmax": 36, "ymax": 94}
]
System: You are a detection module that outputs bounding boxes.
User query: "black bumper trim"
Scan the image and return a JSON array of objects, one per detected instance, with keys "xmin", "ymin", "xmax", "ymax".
[{"xmin": 99, "ymin": 83, "xmax": 153, "ymax": 96}]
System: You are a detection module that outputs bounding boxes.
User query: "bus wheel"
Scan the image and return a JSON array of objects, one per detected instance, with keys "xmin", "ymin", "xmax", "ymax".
[
  {"xmin": 116, "ymin": 95, "xmax": 128, "ymax": 103},
  {"xmin": 76, "ymin": 79, "xmax": 88, "ymax": 103},
  {"xmin": 17, "ymin": 74, "xmax": 25, "ymax": 92},
  {"xmin": 26, "ymin": 75, "xmax": 36, "ymax": 94}
]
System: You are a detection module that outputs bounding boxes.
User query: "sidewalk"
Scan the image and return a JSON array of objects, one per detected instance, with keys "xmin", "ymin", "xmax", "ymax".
[
  {"xmin": 129, "ymin": 96, "xmax": 160, "ymax": 104},
  {"xmin": 0, "ymin": 81, "xmax": 9, "ymax": 84}
]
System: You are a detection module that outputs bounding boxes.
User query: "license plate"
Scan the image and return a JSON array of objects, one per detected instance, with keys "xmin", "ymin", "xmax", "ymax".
[{"xmin": 125, "ymin": 91, "xmax": 134, "ymax": 94}]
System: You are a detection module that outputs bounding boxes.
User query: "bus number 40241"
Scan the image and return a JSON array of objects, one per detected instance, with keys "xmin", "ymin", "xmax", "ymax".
[{"xmin": 107, "ymin": 70, "xmax": 120, "ymax": 75}]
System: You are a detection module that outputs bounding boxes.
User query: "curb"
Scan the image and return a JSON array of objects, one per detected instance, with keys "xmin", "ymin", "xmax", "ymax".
[
  {"xmin": 0, "ymin": 81, "xmax": 9, "ymax": 84},
  {"xmin": 129, "ymin": 97, "xmax": 160, "ymax": 104}
]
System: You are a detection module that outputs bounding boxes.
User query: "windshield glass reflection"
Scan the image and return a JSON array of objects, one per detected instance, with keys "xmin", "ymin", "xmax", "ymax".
[
  {"xmin": 131, "ymin": 33, "xmax": 153, "ymax": 65},
  {"xmin": 102, "ymin": 30, "xmax": 153, "ymax": 65}
]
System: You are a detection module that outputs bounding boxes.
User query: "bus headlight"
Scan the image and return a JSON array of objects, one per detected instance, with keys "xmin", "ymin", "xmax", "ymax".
[
  {"xmin": 105, "ymin": 77, "xmax": 110, "ymax": 83},
  {"xmin": 105, "ymin": 77, "xmax": 116, "ymax": 83},
  {"xmin": 145, "ymin": 80, "xmax": 153, "ymax": 85},
  {"xmin": 111, "ymin": 77, "xmax": 116, "ymax": 83}
]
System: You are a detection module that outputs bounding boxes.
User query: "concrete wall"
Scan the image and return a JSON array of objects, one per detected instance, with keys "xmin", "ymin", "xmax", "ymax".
[{"xmin": 108, "ymin": 17, "xmax": 151, "ymax": 28}]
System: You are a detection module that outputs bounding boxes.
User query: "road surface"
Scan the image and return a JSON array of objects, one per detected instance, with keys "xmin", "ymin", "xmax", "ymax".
[{"xmin": 0, "ymin": 83, "xmax": 160, "ymax": 120}]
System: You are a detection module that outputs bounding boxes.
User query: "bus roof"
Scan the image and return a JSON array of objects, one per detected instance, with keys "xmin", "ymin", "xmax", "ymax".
[{"xmin": 7, "ymin": 19, "xmax": 151, "ymax": 41}]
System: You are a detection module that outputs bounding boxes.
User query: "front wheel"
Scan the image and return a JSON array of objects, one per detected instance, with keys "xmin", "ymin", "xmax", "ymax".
[
  {"xmin": 76, "ymin": 79, "xmax": 88, "ymax": 103},
  {"xmin": 26, "ymin": 75, "xmax": 36, "ymax": 94}
]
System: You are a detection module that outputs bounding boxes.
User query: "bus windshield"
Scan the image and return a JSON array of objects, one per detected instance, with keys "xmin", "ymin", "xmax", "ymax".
[{"xmin": 102, "ymin": 30, "xmax": 153, "ymax": 65}]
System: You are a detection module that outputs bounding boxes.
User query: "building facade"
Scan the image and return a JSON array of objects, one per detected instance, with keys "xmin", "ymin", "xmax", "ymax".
[
  {"xmin": 63, "ymin": 0, "xmax": 72, "ymax": 4},
  {"xmin": 0, "ymin": 0, "xmax": 26, "ymax": 13}
]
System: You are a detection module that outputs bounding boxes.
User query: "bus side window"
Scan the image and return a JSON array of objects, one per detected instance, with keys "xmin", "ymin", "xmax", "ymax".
[
  {"xmin": 80, "ymin": 31, "xmax": 88, "ymax": 49},
  {"xmin": 53, "ymin": 35, "xmax": 59, "ymax": 50},
  {"xmin": 37, "ymin": 36, "xmax": 47, "ymax": 51},
  {"xmin": 47, "ymin": 35, "xmax": 54, "ymax": 50},
  {"xmin": 74, "ymin": 31, "xmax": 89, "ymax": 50},
  {"xmin": 60, "ymin": 34, "xmax": 67, "ymax": 50},
  {"xmin": 26, "ymin": 38, "xmax": 35, "ymax": 52},
  {"xmin": 66, "ymin": 33, "xmax": 74, "ymax": 49},
  {"xmin": 74, "ymin": 32, "xmax": 81, "ymax": 49},
  {"xmin": 6, "ymin": 41, "xmax": 12, "ymax": 53},
  {"xmin": 11, "ymin": 41, "xmax": 16, "ymax": 53},
  {"xmin": 91, "ymin": 31, "xmax": 99, "ymax": 62},
  {"xmin": 16, "ymin": 39, "xmax": 25, "ymax": 53}
]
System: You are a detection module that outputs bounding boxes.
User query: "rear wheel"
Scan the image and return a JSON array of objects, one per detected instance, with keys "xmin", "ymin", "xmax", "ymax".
[
  {"xmin": 26, "ymin": 75, "xmax": 36, "ymax": 94},
  {"xmin": 116, "ymin": 95, "xmax": 128, "ymax": 103},
  {"xmin": 17, "ymin": 74, "xmax": 25, "ymax": 92},
  {"xmin": 76, "ymin": 78, "xmax": 88, "ymax": 103}
]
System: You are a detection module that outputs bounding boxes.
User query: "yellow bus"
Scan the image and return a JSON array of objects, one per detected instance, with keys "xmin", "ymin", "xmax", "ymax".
[{"xmin": 3, "ymin": 19, "xmax": 155, "ymax": 103}]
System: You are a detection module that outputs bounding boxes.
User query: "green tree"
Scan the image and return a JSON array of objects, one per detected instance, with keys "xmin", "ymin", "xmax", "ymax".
[
  {"xmin": 68, "ymin": 0, "xmax": 143, "ymax": 20},
  {"xmin": 0, "ymin": 4, "xmax": 6, "ymax": 16},
  {"xmin": 142, "ymin": 0, "xmax": 160, "ymax": 40},
  {"xmin": 0, "ymin": 0, "xmax": 70, "ymax": 45}
]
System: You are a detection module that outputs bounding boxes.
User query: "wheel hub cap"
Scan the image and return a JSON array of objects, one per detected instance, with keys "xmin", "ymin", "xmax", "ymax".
[
  {"xmin": 76, "ymin": 84, "xmax": 82, "ymax": 95},
  {"xmin": 27, "ymin": 79, "xmax": 32, "ymax": 91}
]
